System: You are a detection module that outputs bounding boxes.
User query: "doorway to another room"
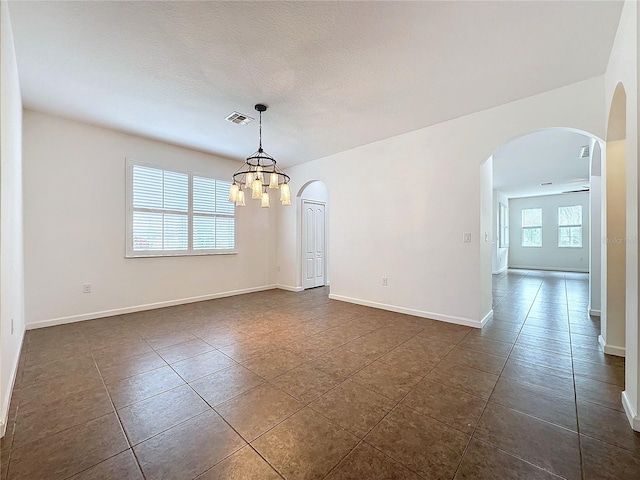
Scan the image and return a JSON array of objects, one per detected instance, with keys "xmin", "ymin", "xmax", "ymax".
[{"xmin": 298, "ymin": 181, "xmax": 329, "ymax": 290}]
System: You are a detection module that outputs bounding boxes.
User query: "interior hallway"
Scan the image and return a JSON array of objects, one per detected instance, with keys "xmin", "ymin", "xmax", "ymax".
[{"xmin": 1, "ymin": 271, "xmax": 639, "ymax": 479}]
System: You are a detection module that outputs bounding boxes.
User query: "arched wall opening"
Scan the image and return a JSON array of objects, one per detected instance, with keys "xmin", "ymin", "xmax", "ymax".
[
  {"xmin": 296, "ymin": 181, "xmax": 330, "ymax": 290},
  {"xmin": 481, "ymin": 127, "xmax": 603, "ymax": 311},
  {"xmin": 600, "ymin": 83, "xmax": 627, "ymax": 357}
]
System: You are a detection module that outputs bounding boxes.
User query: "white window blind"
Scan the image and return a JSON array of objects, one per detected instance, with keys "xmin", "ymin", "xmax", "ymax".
[
  {"xmin": 192, "ymin": 175, "xmax": 235, "ymax": 250},
  {"xmin": 558, "ymin": 205, "xmax": 582, "ymax": 248},
  {"xmin": 127, "ymin": 161, "xmax": 235, "ymax": 257},
  {"xmin": 521, "ymin": 208, "xmax": 542, "ymax": 247}
]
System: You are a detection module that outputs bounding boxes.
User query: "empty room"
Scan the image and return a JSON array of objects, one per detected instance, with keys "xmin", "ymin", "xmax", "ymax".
[{"xmin": 0, "ymin": 1, "xmax": 639, "ymax": 479}]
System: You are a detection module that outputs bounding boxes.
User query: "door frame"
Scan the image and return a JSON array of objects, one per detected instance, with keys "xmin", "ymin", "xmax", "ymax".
[{"xmin": 301, "ymin": 199, "xmax": 327, "ymax": 289}]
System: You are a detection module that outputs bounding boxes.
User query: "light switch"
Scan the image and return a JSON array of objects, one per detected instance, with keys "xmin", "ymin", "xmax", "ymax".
[{"xmin": 463, "ymin": 232, "xmax": 472, "ymax": 243}]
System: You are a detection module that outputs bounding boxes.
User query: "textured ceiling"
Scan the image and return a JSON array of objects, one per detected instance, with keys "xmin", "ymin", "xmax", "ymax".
[
  {"xmin": 493, "ymin": 129, "xmax": 592, "ymax": 199},
  {"xmin": 8, "ymin": 1, "xmax": 623, "ymax": 166}
]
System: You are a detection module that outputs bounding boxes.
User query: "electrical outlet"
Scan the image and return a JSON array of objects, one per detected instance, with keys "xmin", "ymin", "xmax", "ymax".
[
  {"xmin": 382, "ymin": 277, "xmax": 388, "ymax": 286},
  {"xmin": 463, "ymin": 232, "xmax": 472, "ymax": 243},
  {"xmin": 83, "ymin": 284, "xmax": 92, "ymax": 294}
]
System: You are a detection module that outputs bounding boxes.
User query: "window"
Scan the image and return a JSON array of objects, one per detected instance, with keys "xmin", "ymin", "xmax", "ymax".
[
  {"xmin": 499, "ymin": 202, "xmax": 509, "ymax": 248},
  {"xmin": 521, "ymin": 208, "xmax": 542, "ymax": 247},
  {"xmin": 558, "ymin": 205, "xmax": 582, "ymax": 248},
  {"xmin": 127, "ymin": 161, "xmax": 235, "ymax": 257}
]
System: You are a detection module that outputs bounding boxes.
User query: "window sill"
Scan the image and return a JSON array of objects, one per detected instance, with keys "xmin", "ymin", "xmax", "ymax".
[{"xmin": 126, "ymin": 251, "xmax": 238, "ymax": 258}]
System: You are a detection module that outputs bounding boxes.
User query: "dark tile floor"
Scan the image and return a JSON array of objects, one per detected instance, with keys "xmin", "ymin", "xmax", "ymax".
[{"xmin": 1, "ymin": 270, "xmax": 639, "ymax": 479}]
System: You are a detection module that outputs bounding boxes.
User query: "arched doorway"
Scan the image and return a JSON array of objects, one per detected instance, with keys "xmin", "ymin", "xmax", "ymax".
[
  {"xmin": 485, "ymin": 127, "xmax": 603, "ymax": 300},
  {"xmin": 297, "ymin": 181, "xmax": 329, "ymax": 290}
]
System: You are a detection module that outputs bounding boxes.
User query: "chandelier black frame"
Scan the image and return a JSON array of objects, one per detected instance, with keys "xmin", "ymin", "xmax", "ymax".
[{"xmin": 229, "ymin": 104, "xmax": 291, "ymax": 207}]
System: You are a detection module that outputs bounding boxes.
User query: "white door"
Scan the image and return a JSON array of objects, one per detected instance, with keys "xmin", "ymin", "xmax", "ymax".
[{"xmin": 303, "ymin": 201, "xmax": 326, "ymax": 289}]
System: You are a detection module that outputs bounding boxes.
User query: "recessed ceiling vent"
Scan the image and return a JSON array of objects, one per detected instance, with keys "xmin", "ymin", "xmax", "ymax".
[
  {"xmin": 579, "ymin": 145, "xmax": 590, "ymax": 158},
  {"xmin": 540, "ymin": 182, "xmax": 553, "ymax": 186},
  {"xmin": 225, "ymin": 112, "xmax": 254, "ymax": 125}
]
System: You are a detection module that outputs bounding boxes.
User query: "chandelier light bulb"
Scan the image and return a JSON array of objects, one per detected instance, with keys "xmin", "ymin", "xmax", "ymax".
[
  {"xmin": 228, "ymin": 183, "xmax": 239, "ymax": 202},
  {"xmin": 256, "ymin": 165, "xmax": 265, "ymax": 183},
  {"xmin": 245, "ymin": 172, "xmax": 254, "ymax": 189},
  {"xmin": 235, "ymin": 189, "xmax": 245, "ymax": 206},
  {"xmin": 269, "ymin": 172, "xmax": 279, "ymax": 189},
  {"xmin": 252, "ymin": 178, "xmax": 263, "ymax": 199},
  {"xmin": 261, "ymin": 190, "xmax": 270, "ymax": 208},
  {"xmin": 280, "ymin": 183, "xmax": 291, "ymax": 206}
]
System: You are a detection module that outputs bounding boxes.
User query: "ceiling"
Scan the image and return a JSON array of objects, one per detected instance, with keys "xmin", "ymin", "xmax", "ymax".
[
  {"xmin": 493, "ymin": 129, "xmax": 592, "ymax": 199},
  {"xmin": 8, "ymin": 1, "xmax": 623, "ymax": 167}
]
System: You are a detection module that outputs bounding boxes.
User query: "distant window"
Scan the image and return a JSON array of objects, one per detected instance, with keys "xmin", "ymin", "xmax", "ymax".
[
  {"xmin": 558, "ymin": 205, "xmax": 582, "ymax": 248},
  {"xmin": 499, "ymin": 203, "xmax": 509, "ymax": 248},
  {"xmin": 521, "ymin": 208, "xmax": 542, "ymax": 247},
  {"xmin": 126, "ymin": 160, "xmax": 235, "ymax": 257}
]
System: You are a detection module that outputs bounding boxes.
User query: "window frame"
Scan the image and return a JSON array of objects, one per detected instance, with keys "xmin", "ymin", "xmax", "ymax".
[
  {"xmin": 558, "ymin": 205, "xmax": 583, "ymax": 248},
  {"xmin": 521, "ymin": 207, "xmax": 542, "ymax": 248},
  {"xmin": 125, "ymin": 159, "xmax": 237, "ymax": 258},
  {"xmin": 498, "ymin": 202, "xmax": 509, "ymax": 248}
]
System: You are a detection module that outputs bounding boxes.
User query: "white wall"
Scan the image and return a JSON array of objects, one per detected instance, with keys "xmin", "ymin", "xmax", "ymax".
[
  {"xmin": 589, "ymin": 139, "xmax": 602, "ymax": 316},
  {"xmin": 492, "ymin": 189, "xmax": 509, "ymax": 274},
  {"xmin": 602, "ymin": 0, "xmax": 639, "ymax": 430},
  {"xmin": 508, "ymin": 192, "xmax": 590, "ymax": 272},
  {"xmin": 603, "ymin": 140, "xmax": 626, "ymax": 354},
  {"xmin": 22, "ymin": 111, "xmax": 277, "ymax": 328},
  {"xmin": 480, "ymin": 157, "xmax": 493, "ymax": 318},
  {"xmin": 277, "ymin": 76, "xmax": 605, "ymax": 328},
  {"xmin": 1, "ymin": 2, "xmax": 25, "ymax": 436}
]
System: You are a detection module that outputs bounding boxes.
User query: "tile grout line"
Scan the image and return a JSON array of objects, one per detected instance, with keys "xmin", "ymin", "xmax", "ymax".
[
  {"xmin": 9, "ymin": 281, "xmax": 613, "ymax": 480},
  {"xmin": 565, "ymin": 273, "xmax": 586, "ymax": 480},
  {"xmin": 89, "ymin": 338, "xmax": 149, "ymax": 480},
  {"xmin": 319, "ymin": 322, "xmax": 480, "ymax": 479},
  {"xmin": 449, "ymin": 270, "xmax": 545, "ymax": 479}
]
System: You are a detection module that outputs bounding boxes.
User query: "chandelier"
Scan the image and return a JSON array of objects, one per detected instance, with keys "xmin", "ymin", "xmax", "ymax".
[{"xmin": 229, "ymin": 104, "xmax": 291, "ymax": 208}]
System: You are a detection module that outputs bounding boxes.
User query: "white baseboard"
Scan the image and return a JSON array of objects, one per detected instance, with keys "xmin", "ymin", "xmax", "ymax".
[
  {"xmin": 275, "ymin": 284, "xmax": 304, "ymax": 292},
  {"xmin": 1, "ymin": 329, "xmax": 25, "ymax": 438},
  {"xmin": 480, "ymin": 309, "xmax": 493, "ymax": 327},
  {"xmin": 328, "ymin": 294, "xmax": 486, "ymax": 329},
  {"xmin": 509, "ymin": 265, "xmax": 589, "ymax": 273},
  {"xmin": 589, "ymin": 308, "xmax": 601, "ymax": 317},
  {"xmin": 598, "ymin": 334, "xmax": 626, "ymax": 357},
  {"xmin": 492, "ymin": 267, "xmax": 508, "ymax": 274},
  {"xmin": 26, "ymin": 285, "xmax": 279, "ymax": 330},
  {"xmin": 622, "ymin": 391, "xmax": 640, "ymax": 432}
]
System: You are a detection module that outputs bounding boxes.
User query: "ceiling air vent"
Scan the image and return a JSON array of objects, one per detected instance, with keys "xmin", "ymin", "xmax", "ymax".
[
  {"xmin": 579, "ymin": 145, "xmax": 590, "ymax": 158},
  {"xmin": 225, "ymin": 112, "xmax": 254, "ymax": 125},
  {"xmin": 540, "ymin": 182, "xmax": 553, "ymax": 186}
]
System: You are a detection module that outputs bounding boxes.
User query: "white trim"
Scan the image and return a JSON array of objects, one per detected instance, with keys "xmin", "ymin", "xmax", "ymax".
[
  {"xmin": 125, "ymin": 158, "xmax": 236, "ymax": 258},
  {"xmin": 301, "ymin": 199, "xmax": 327, "ymax": 290},
  {"xmin": 509, "ymin": 265, "xmax": 589, "ymax": 273},
  {"xmin": 622, "ymin": 391, "xmax": 640, "ymax": 432},
  {"xmin": 1, "ymin": 329, "xmax": 25, "ymax": 438},
  {"xmin": 276, "ymin": 284, "xmax": 304, "ymax": 292},
  {"xmin": 492, "ymin": 266, "xmax": 508, "ymax": 274},
  {"xmin": 589, "ymin": 308, "xmax": 601, "ymax": 317},
  {"xmin": 328, "ymin": 294, "xmax": 488, "ymax": 329},
  {"xmin": 26, "ymin": 285, "xmax": 277, "ymax": 330},
  {"xmin": 480, "ymin": 309, "xmax": 494, "ymax": 326},
  {"xmin": 598, "ymin": 334, "xmax": 625, "ymax": 357}
]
